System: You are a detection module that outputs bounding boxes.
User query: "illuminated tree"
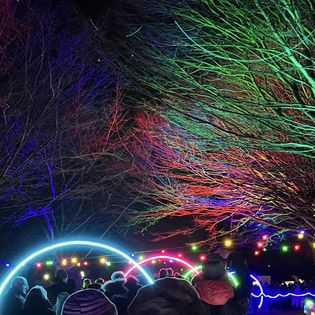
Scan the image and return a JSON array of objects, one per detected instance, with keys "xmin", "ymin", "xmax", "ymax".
[
  {"xmin": 100, "ymin": 0, "xmax": 315, "ymax": 244},
  {"xmin": 114, "ymin": 0, "xmax": 315, "ymax": 158},
  {"xmin": 129, "ymin": 112, "xmax": 315, "ymax": 246},
  {"xmin": 0, "ymin": 0, "xmax": 130, "ymax": 241}
]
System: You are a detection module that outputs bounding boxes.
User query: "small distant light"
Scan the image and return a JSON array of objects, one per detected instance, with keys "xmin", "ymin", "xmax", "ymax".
[
  {"xmin": 106, "ymin": 261, "xmax": 111, "ymax": 266},
  {"xmin": 281, "ymin": 245, "xmax": 289, "ymax": 252},
  {"xmin": 254, "ymin": 250, "xmax": 260, "ymax": 256},
  {"xmin": 139, "ymin": 255, "xmax": 144, "ymax": 261},
  {"xmin": 297, "ymin": 231, "xmax": 304, "ymax": 239},
  {"xmin": 169, "ymin": 260, "xmax": 173, "ymax": 263},
  {"xmin": 191, "ymin": 245, "xmax": 198, "ymax": 251},
  {"xmin": 61, "ymin": 259, "xmax": 67, "ymax": 266},
  {"xmin": 257, "ymin": 242, "xmax": 264, "ymax": 248},
  {"xmin": 131, "ymin": 254, "xmax": 135, "ymax": 257},
  {"xmin": 294, "ymin": 244, "xmax": 301, "ymax": 252},
  {"xmin": 83, "ymin": 261, "xmax": 88, "ymax": 266},
  {"xmin": 262, "ymin": 235, "xmax": 268, "ymax": 241},
  {"xmin": 36, "ymin": 262, "xmax": 42, "ymax": 269},
  {"xmin": 71, "ymin": 257, "xmax": 78, "ymax": 264},
  {"xmin": 268, "ymin": 265, "xmax": 271, "ymax": 268},
  {"xmin": 128, "ymin": 260, "xmax": 132, "ymax": 264},
  {"xmin": 5, "ymin": 263, "xmax": 10, "ymax": 268},
  {"xmin": 262, "ymin": 248, "xmax": 267, "ymax": 252},
  {"xmin": 152, "ymin": 260, "xmax": 156, "ymax": 264},
  {"xmin": 43, "ymin": 273, "xmax": 50, "ymax": 281},
  {"xmin": 46, "ymin": 260, "xmax": 53, "ymax": 266},
  {"xmin": 99, "ymin": 257, "xmax": 106, "ymax": 264},
  {"xmin": 80, "ymin": 271, "xmax": 85, "ymax": 279},
  {"xmin": 313, "ymin": 242, "xmax": 315, "ymax": 249},
  {"xmin": 223, "ymin": 239, "xmax": 233, "ymax": 248},
  {"xmin": 178, "ymin": 254, "xmax": 182, "ymax": 258},
  {"xmin": 77, "ymin": 263, "xmax": 81, "ymax": 267},
  {"xmin": 200, "ymin": 255, "xmax": 206, "ymax": 261},
  {"xmin": 161, "ymin": 250, "xmax": 165, "ymax": 254}
]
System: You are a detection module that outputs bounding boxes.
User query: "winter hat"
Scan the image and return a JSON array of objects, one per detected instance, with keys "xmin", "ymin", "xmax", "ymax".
[
  {"xmin": 61, "ymin": 289, "xmax": 117, "ymax": 315},
  {"xmin": 202, "ymin": 253, "xmax": 226, "ymax": 280}
]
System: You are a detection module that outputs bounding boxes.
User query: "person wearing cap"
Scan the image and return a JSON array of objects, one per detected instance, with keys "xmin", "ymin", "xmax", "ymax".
[
  {"xmin": 192, "ymin": 252, "xmax": 251, "ymax": 315},
  {"xmin": 61, "ymin": 289, "xmax": 117, "ymax": 315},
  {"xmin": 192, "ymin": 253, "xmax": 234, "ymax": 307}
]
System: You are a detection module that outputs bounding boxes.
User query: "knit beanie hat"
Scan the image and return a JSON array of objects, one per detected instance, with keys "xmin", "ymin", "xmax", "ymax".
[{"xmin": 61, "ymin": 289, "xmax": 117, "ymax": 315}]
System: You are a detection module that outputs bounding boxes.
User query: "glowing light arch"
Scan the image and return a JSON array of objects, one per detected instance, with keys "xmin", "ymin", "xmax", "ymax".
[
  {"xmin": 0, "ymin": 240, "xmax": 154, "ymax": 296},
  {"xmin": 125, "ymin": 255, "xmax": 200, "ymax": 277}
]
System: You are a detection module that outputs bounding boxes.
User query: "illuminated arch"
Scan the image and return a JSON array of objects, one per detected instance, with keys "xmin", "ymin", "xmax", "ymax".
[
  {"xmin": 125, "ymin": 255, "xmax": 200, "ymax": 277},
  {"xmin": 0, "ymin": 240, "xmax": 154, "ymax": 296},
  {"xmin": 182, "ymin": 265, "xmax": 203, "ymax": 279}
]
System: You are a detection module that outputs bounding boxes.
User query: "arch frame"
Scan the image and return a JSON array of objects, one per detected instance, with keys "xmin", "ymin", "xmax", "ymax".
[{"xmin": 0, "ymin": 239, "xmax": 154, "ymax": 296}]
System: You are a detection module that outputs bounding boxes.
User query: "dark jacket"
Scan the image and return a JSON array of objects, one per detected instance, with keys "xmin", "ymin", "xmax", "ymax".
[
  {"xmin": 0, "ymin": 288, "xmax": 25, "ymax": 315},
  {"xmin": 19, "ymin": 294, "xmax": 55, "ymax": 315},
  {"xmin": 128, "ymin": 277, "xmax": 211, "ymax": 315},
  {"xmin": 124, "ymin": 281, "xmax": 142, "ymax": 301},
  {"xmin": 103, "ymin": 280, "xmax": 128, "ymax": 300},
  {"xmin": 46, "ymin": 279, "xmax": 69, "ymax": 306}
]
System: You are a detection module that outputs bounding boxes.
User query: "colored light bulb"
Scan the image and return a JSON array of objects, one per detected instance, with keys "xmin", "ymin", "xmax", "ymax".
[
  {"xmin": 71, "ymin": 257, "xmax": 78, "ymax": 264},
  {"xmin": 281, "ymin": 245, "xmax": 289, "ymax": 252},
  {"xmin": 43, "ymin": 273, "xmax": 50, "ymax": 281},
  {"xmin": 99, "ymin": 257, "xmax": 106, "ymax": 264},
  {"xmin": 294, "ymin": 244, "xmax": 300, "ymax": 252},
  {"xmin": 191, "ymin": 245, "xmax": 198, "ymax": 251},
  {"xmin": 224, "ymin": 239, "xmax": 233, "ymax": 248}
]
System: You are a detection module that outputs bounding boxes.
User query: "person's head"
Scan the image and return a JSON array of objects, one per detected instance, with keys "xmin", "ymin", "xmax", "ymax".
[
  {"xmin": 159, "ymin": 268, "xmax": 168, "ymax": 278},
  {"xmin": 126, "ymin": 276, "xmax": 139, "ymax": 286},
  {"xmin": 56, "ymin": 269, "xmax": 68, "ymax": 282},
  {"xmin": 61, "ymin": 289, "xmax": 117, "ymax": 315},
  {"xmin": 11, "ymin": 276, "xmax": 29, "ymax": 294},
  {"xmin": 82, "ymin": 278, "xmax": 92, "ymax": 289},
  {"xmin": 95, "ymin": 278, "xmax": 105, "ymax": 285},
  {"xmin": 203, "ymin": 254, "xmax": 227, "ymax": 280},
  {"xmin": 67, "ymin": 278, "xmax": 76, "ymax": 292},
  {"xmin": 166, "ymin": 268, "xmax": 174, "ymax": 277},
  {"xmin": 55, "ymin": 292, "xmax": 70, "ymax": 315},
  {"xmin": 24, "ymin": 286, "xmax": 49, "ymax": 308},
  {"xmin": 110, "ymin": 271, "xmax": 125, "ymax": 282}
]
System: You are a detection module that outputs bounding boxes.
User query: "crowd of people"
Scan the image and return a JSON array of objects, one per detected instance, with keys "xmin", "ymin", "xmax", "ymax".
[{"xmin": 0, "ymin": 252, "xmax": 253, "ymax": 315}]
